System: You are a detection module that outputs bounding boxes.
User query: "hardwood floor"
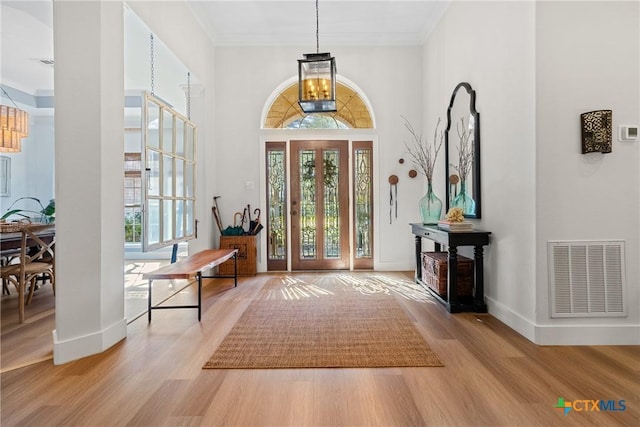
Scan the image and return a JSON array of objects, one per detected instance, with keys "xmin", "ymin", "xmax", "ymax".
[
  {"xmin": 1, "ymin": 281, "xmax": 56, "ymax": 372},
  {"xmin": 1, "ymin": 272, "xmax": 638, "ymax": 426},
  {"xmin": 0, "ymin": 260, "xmax": 172, "ymax": 372}
]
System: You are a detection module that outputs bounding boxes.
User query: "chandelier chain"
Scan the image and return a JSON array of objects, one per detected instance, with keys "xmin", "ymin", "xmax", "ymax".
[
  {"xmin": 150, "ymin": 34, "xmax": 155, "ymax": 96},
  {"xmin": 187, "ymin": 72, "xmax": 191, "ymax": 120},
  {"xmin": 0, "ymin": 86, "xmax": 20, "ymax": 109},
  {"xmin": 315, "ymin": 0, "xmax": 320, "ymax": 53}
]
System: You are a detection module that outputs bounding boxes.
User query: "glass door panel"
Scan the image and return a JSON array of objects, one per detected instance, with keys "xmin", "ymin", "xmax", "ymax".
[
  {"xmin": 162, "ymin": 110, "xmax": 173, "ymax": 152},
  {"xmin": 147, "ymin": 151, "xmax": 160, "ymax": 197},
  {"xmin": 163, "ymin": 154, "xmax": 173, "ymax": 197},
  {"xmin": 148, "ymin": 199, "xmax": 160, "ymax": 246},
  {"xmin": 353, "ymin": 141, "xmax": 373, "ymax": 269},
  {"xmin": 175, "ymin": 200, "xmax": 184, "ymax": 239},
  {"xmin": 147, "ymin": 102, "xmax": 160, "ymax": 149},
  {"xmin": 291, "ymin": 140, "xmax": 349, "ymax": 270},
  {"xmin": 175, "ymin": 118, "xmax": 185, "ymax": 157},
  {"xmin": 185, "ymin": 200, "xmax": 194, "ymax": 235},
  {"xmin": 299, "ymin": 149, "xmax": 317, "ymax": 260},
  {"xmin": 185, "ymin": 125, "xmax": 195, "ymax": 161},
  {"xmin": 323, "ymin": 149, "xmax": 340, "ymax": 259},
  {"xmin": 266, "ymin": 142, "xmax": 287, "ymax": 271}
]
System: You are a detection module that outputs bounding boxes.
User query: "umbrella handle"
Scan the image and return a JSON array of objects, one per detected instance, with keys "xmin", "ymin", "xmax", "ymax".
[
  {"xmin": 212, "ymin": 207, "xmax": 223, "ymax": 234},
  {"xmin": 234, "ymin": 212, "xmax": 242, "ymax": 227},
  {"xmin": 241, "ymin": 208, "xmax": 248, "ymax": 226},
  {"xmin": 252, "ymin": 219, "xmax": 262, "ymax": 235},
  {"xmin": 253, "ymin": 208, "xmax": 261, "ymax": 221}
]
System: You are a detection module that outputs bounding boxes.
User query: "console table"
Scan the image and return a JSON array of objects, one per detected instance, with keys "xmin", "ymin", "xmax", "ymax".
[{"xmin": 411, "ymin": 223, "xmax": 491, "ymax": 313}]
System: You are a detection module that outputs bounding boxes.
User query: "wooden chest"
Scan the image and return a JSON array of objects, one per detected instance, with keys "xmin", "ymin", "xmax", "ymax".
[
  {"xmin": 421, "ymin": 251, "xmax": 473, "ymax": 298},
  {"xmin": 219, "ymin": 236, "xmax": 257, "ymax": 276}
]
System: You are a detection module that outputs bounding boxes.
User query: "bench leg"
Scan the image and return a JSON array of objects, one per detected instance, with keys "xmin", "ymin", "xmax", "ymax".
[
  {"xmin": 148, "ymin": 279, "xmax": 153, "ymax": 322},
  {"xmin": 234, "ymin": 253, "xmax": 238, "ymax": 287},
  {"xmin": 197, "ymin": 272, "xmax": 202, "ymax": 321}
]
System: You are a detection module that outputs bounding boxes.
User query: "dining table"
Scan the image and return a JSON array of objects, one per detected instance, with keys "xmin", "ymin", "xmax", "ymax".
[{"xmin": 0, "ymin": 222, "xmax": 56, "ymax": 322}]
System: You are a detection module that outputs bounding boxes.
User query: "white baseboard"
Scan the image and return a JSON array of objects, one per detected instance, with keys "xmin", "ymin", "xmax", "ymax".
[
  {"xmin": 255, "ymin": 261, "xmax": 413, "ymax": 273},
  {"xmin": 486, "ymin": 296, "xmax": 537, "ymax": 342},
  {"xmin": 534, "ymin": 324, "xmax": 640, "ymax": 345},
  {"xmin": 124, "ymin": 243, "xmax": 188, "ymax": 260},
  {"xmin": 53, "ymin": 318, "xmax": 127, "ymax": 365},
  {"xmin": 486, "ymin": 296, "xmax": 640, "ymax": 345},
  {"xmin": 373, "ymin": 260, "xmax": 414, "ymax": 271}
]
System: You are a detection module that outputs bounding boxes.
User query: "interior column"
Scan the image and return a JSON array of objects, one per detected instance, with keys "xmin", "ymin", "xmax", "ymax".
[{"xmin": 52, "ymin": 0, "xmax": 126, "ymax": 364}]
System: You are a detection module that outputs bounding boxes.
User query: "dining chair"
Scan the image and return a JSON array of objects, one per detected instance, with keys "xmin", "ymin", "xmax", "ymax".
[
  {"xmin": 1, "ymin": 248, "xmax": 21, "ymax": 295},
  {"xmin": 0, "ymin": 223, "xmax": 55, "ymax": 323}
]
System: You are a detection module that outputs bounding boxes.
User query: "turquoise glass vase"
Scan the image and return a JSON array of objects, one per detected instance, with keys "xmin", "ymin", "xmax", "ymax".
[
  {"xmin": 452, "ymin": 181, "xmax": 476, "ymax": 216},
  {"xmin": 419, "ymin": 183, "xmax": 442, "ymax": 224}
]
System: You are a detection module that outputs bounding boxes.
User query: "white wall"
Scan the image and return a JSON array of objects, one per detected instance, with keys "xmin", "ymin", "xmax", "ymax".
[
  {"xmin": 423, "ymin": 0, "xmax": 639, "ymax": 345},
  {"xmin": 52, "ymin": 0, "xmax": 216, "ymax": 364},
  {"xmin": 127, "ymin": 0, "xmax": 216, "ymax": 253},
  {"xmin": 423, "ymin": 1, "xmax": 537, "ymax": 329},
  {"xmin": 214, "ymin": 45, "xmax": 427, "ymax": 270},
  {"xmin": 535, "ymin": 1, "xmax": 640, "ymax": 344},
  {"xmin": 124, "ymin": 6, "xmax": 194, "ymax": 113}
]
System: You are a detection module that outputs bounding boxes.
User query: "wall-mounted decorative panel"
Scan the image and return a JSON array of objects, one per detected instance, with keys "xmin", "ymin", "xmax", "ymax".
[{"xmin": 580, "ymin": 110, "xmax": 612, "ymax": 154}]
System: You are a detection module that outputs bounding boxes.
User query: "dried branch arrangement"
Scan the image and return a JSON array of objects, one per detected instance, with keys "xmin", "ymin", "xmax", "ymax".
[
  {"xmin": 403, "ymin": 116, "xmax": 444, "ymax": 184},
  {"xmin": 450, "ymin": 117, "xmax": 474, "ymax": 182}
]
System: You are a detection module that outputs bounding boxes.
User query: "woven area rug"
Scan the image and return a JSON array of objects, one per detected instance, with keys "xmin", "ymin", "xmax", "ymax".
[{"xmin": 203, "ymin": 273, "xmax": 443, "ymax": 369}]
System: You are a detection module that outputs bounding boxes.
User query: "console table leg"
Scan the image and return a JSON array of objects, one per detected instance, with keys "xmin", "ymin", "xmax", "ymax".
[
  {"xmin": 474, "ymin": 245, "xmax": 487, "ymax": 312},
  {"xmin": 448, "ymin": 246, "xmax": 458, "ymax": 308},
  {"xmin": 414, "ymin": 235, "xmax": 422, "ymax": 281}
]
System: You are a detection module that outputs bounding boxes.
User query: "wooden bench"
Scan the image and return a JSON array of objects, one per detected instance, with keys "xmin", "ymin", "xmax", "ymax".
[{"xmin": 143, "ymin": 248, "xmax": 238, "ymax": 322}]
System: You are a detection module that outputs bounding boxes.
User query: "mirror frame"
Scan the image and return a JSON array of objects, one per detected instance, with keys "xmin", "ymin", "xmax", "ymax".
[{"xmin": 444, "ymin": 82, "xmax": 481, "ymax": 218}]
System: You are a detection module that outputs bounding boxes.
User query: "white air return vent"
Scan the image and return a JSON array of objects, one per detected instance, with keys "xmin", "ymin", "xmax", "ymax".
[{"xmin": 548, "ymin": 240, "xmax": 626, "ymax": 318}]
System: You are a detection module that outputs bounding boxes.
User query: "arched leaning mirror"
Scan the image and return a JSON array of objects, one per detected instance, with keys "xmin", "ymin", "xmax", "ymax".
[{"xmin": 444, "ymin": 82, "xmax": 481, "ymax": 218}]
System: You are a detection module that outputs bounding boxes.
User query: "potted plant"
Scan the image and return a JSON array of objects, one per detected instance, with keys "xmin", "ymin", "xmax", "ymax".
[{"xmin": 1, "ymin": 197, "xmax": 55, "ymax": 224}]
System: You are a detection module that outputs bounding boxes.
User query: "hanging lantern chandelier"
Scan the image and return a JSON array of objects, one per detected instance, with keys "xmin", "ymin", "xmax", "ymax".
[
  {"xmin": 298, "ymin": 0, "xmax": 337, "ymax": 113},
  {"xmin": 0, "ymin": 87, "xmax": 29, "ymax": 153}
]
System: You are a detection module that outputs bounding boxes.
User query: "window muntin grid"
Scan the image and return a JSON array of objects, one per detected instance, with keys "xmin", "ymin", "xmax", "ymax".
[{"xmin": 143, "ymin": 92, "xmax": 197, "ymax": 252}]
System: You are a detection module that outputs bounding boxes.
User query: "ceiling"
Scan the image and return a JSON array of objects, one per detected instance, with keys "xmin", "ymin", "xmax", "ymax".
[
  {"xmin": 1, "ymin": 1, "xmax": 54, "ymax": 95},
  {"xmin": 186, "ymin": 0, "xmax": 450, "ymax": 46},
  {"xmin": 1, "ymin": 0, "xmax": 449, "ymax": 95}
]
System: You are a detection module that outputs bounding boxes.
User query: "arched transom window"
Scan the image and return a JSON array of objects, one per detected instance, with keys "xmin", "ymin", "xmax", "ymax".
[{"xmin": 263, "ymin": 82, "xmax": 374, "ymax": 129}]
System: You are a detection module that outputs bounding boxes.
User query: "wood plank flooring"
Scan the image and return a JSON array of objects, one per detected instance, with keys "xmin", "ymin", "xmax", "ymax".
[
  {"xmin": 1, "ymin": 282, "xmax": 56, "ymax": 372},
  {"xmin": 1, "ymin": 272, "xmax": 638, "ymax": 426}
]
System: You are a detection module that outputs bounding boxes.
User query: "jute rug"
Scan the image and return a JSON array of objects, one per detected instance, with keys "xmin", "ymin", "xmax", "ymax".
[{"xmin": 203, "ymin": 273, "xmax": 443, "ymax": 369}]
